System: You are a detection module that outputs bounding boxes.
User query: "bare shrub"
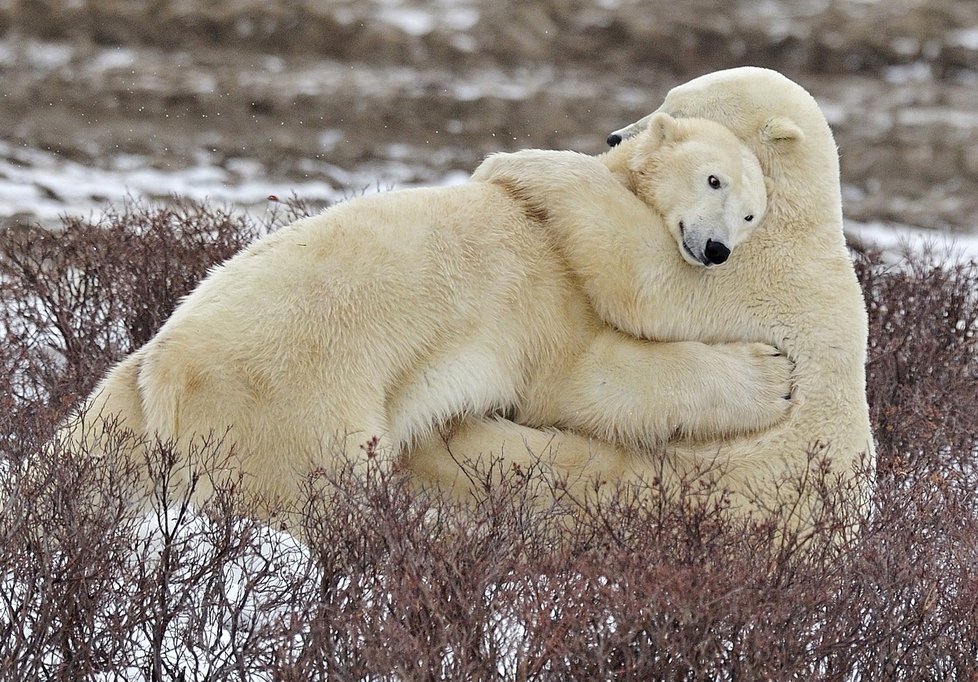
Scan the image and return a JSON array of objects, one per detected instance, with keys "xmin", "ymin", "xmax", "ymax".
[
  {"xmin": 0, "ymin": 199, "xmax": 263, "ymax": 414},
  {"xmin": 1, "ymin": 203, "xmax": 976, "ymax": 679}
]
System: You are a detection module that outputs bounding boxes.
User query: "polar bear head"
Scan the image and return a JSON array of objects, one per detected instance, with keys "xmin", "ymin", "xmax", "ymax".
[
  {"xmin": 627, "ymin": 112, "xmax": 768, "ymax": 267},
  {"xmin": 609, "ymin": 67, "xmax": 841, "ymax": 233}
]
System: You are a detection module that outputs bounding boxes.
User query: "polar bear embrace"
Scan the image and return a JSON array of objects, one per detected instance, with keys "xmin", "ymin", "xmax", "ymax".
[
  {"xmin": 64, "ymin": 107, "xmax": 787, "ymax": 516},
  {"xmin": 64, "ymin": 67, "xmax": 873, "ymax": 531},
  {"xmin": 413, "ymin": 67, "xmax": 874, "ymax": 527}
]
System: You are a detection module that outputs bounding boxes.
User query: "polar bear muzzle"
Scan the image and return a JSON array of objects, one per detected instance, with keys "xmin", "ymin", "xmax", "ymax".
[
  {"xmin": 704, "ymin": 239, "xmax": 730, "ymax": 265},
  {"xmin": 679, "ymin": 220, "xmax": 732, "ymax": 267}
]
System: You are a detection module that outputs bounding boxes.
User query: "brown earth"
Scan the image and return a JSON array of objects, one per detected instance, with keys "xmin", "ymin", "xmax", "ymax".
[{"xmin": 0, "ymin": 0, "xmax": 976, "ymax": 233}]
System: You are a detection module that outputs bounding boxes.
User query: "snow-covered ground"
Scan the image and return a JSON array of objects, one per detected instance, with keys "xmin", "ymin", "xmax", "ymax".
[
  {"xmin": 0, "ymin": 136, "xmax": 470, "ymax": 226},
  {"xmin": 847, "ymin": 220, "xmax": 978, "ymax": 263}
]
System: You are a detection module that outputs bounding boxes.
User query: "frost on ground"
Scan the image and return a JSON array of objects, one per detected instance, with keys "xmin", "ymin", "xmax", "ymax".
[
  {"xmin": 847, "ymin": 220, "xmax": 978, "ymax": 264},
  {"xmin": 2, "ymin": 507, "xmax": 320, "ymax": 681},
  {"xmin": 0, "ymin": 0, "xmax": 976, "ymax": 236}
]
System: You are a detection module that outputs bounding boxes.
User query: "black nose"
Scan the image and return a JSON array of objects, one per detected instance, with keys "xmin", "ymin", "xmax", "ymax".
[
  {"xmin": 607, "ymin": 133, "xmax": 623, "ymax": 147},
  {"xmin": 704, "ymin": 239, "xmax": 730, "ymax": 265}
]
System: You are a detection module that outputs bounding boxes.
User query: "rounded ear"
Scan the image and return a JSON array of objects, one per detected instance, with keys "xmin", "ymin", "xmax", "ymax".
[
  {"xmin": 646, "ymin": 112, "xmax": 679, "ymax": 145},
  {"xmin": 628, "ymin": 112, "xmax": 678, "ymax": 173},
  {"xmin": 760, "ymin": 116, "xmax": 805, "ymax": 144}
]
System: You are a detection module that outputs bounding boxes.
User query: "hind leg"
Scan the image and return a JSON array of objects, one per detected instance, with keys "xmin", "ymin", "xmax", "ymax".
[
  {"xmin": 58, "ymin": 352, "xmax": 154, "ymax": 485},
  {"xmin": 403, "ymin": 416, "xmax": 643, "ymax": 504},
  {"xmin": 190, "ymin": 390, "xmax": 398, "ymax": 516}
]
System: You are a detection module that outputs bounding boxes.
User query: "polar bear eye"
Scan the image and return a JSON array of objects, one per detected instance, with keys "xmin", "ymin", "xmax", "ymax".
[
  {"xmin": 708, "ymin": 175, "xmax": 721, "ymax": 189},
  {"xmin": 745, "ymin": 214, "xmax": 754, "ymax": 222}
]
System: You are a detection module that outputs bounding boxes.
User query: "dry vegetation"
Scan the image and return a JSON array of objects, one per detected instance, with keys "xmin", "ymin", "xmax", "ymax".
[{"xmin": 1, "ymin": 201, "xmax": 977, "ymax": 680}]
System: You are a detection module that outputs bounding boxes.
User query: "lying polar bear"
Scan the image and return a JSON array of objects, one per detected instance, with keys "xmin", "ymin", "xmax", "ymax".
[
  {"xmin": 62, "ymin": 113, "xmax": 786, "ymax": 516},
  {"xmin": 408, "ymin": 67, "xmax": 874, "ymax": 529}
]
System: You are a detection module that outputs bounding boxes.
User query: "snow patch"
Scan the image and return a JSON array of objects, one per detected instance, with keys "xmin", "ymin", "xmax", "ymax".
[
  {"xmin": 816, "ymin": 99, "xmax": 847, "ymax": 125},
  {"xmin": 0, "ymin": 39, "xmax": 74, "ymax": 70},
  {"xmin": 442, "ymin": 6, "xmax": 480, "ymax": 31},
  {"xmin": 379, "ymin": 7, "xmax": 436, "ymax": 36},
  {"xmin": 896, "ymin": 106, "xmax": 978, "ymax": 129},
  {"xmin": 0, "ymin": 139, "xmax": 472, "ymax": 227},
  {"xmin": 948, "ymin": 27, "xmax": 978, "ymax": 50},
  {"xmin": 90, "ymin": 46, "xmax": 138, "ymax": 72},
  {"xmin": 883, "ymin": 62, "xmax": 933, "ymax": 84},
  {"xmin": 847, "ymin": 220, "xmax": 978, "ymax": 264}
]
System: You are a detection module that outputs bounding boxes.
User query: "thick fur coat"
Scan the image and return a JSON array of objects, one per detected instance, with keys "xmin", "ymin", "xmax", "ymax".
[
  {"xmin": 62, "ymin": 113, "xmax": 787, "ymax": 517},
  {"xmin": 407, "ymin": 67, "xmax": 874, "ymax": 528}
]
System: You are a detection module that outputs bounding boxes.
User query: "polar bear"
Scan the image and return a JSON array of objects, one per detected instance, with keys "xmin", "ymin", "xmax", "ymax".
[
  {"xmin": 406, "ymin": 67, "xmax": 874, "ymax": 530},
  {"xmin": 62, "ymin": 112, "xmax": 786, "ymax": 517}
]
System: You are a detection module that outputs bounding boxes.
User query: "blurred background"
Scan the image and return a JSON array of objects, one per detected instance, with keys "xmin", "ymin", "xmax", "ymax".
[{"xmin": 0, "ymin": 0, "xmax": 976, "ymax": 251}]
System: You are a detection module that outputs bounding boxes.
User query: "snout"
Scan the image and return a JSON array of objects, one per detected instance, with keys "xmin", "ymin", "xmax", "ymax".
[
  {"xmin": 704, "ymin": 239, "xmax": 730, "ymax": 265},
  {"xmin": 679, "ymin": 221, "xmax": 732, "ymax": 267}
]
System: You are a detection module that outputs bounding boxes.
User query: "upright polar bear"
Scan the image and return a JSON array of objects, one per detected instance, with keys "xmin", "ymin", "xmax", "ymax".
[
  {"xmin": 408, "ymin": 67, "xmax": 874, "ymax": 528},
  {"xmin": 62, "ymin": 113, "xmax": 786, "ymax": 517}
]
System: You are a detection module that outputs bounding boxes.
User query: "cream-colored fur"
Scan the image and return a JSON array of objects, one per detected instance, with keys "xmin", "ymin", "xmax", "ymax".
[
  {"xmin": 408, "ymin": 67, "xmax": 874, "ymax": 528},
  {"xmin": 479, "ymin": 112, "xmax": 768, "ymax": 270},
  {"xmin": 62, "ymin": 115, "xmax": 788, "ymax": 517}
]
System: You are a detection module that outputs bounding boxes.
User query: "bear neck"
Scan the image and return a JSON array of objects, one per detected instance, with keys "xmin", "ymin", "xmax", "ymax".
[{"xmin": 595, "ymin": 142, "xmax": 641, "ymax": 195}]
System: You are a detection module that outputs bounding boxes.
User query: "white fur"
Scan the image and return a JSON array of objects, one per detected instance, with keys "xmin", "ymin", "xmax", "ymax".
[
  {"xmin": 410, "ymin": 67, "xmax": 874, "ymax": 530},
  {"xmin": 61, "ymin": 115, "xmax": 788, "ymax": 520}
]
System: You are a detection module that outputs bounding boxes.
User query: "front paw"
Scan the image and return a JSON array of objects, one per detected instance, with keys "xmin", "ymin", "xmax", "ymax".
[
  {"xmin": 730, "ymin": 342, "xmax": 794, "ymax": 432},
  {"xmin": 670, "ymin": 341, "xmax": 793, "ymax": 443}
]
